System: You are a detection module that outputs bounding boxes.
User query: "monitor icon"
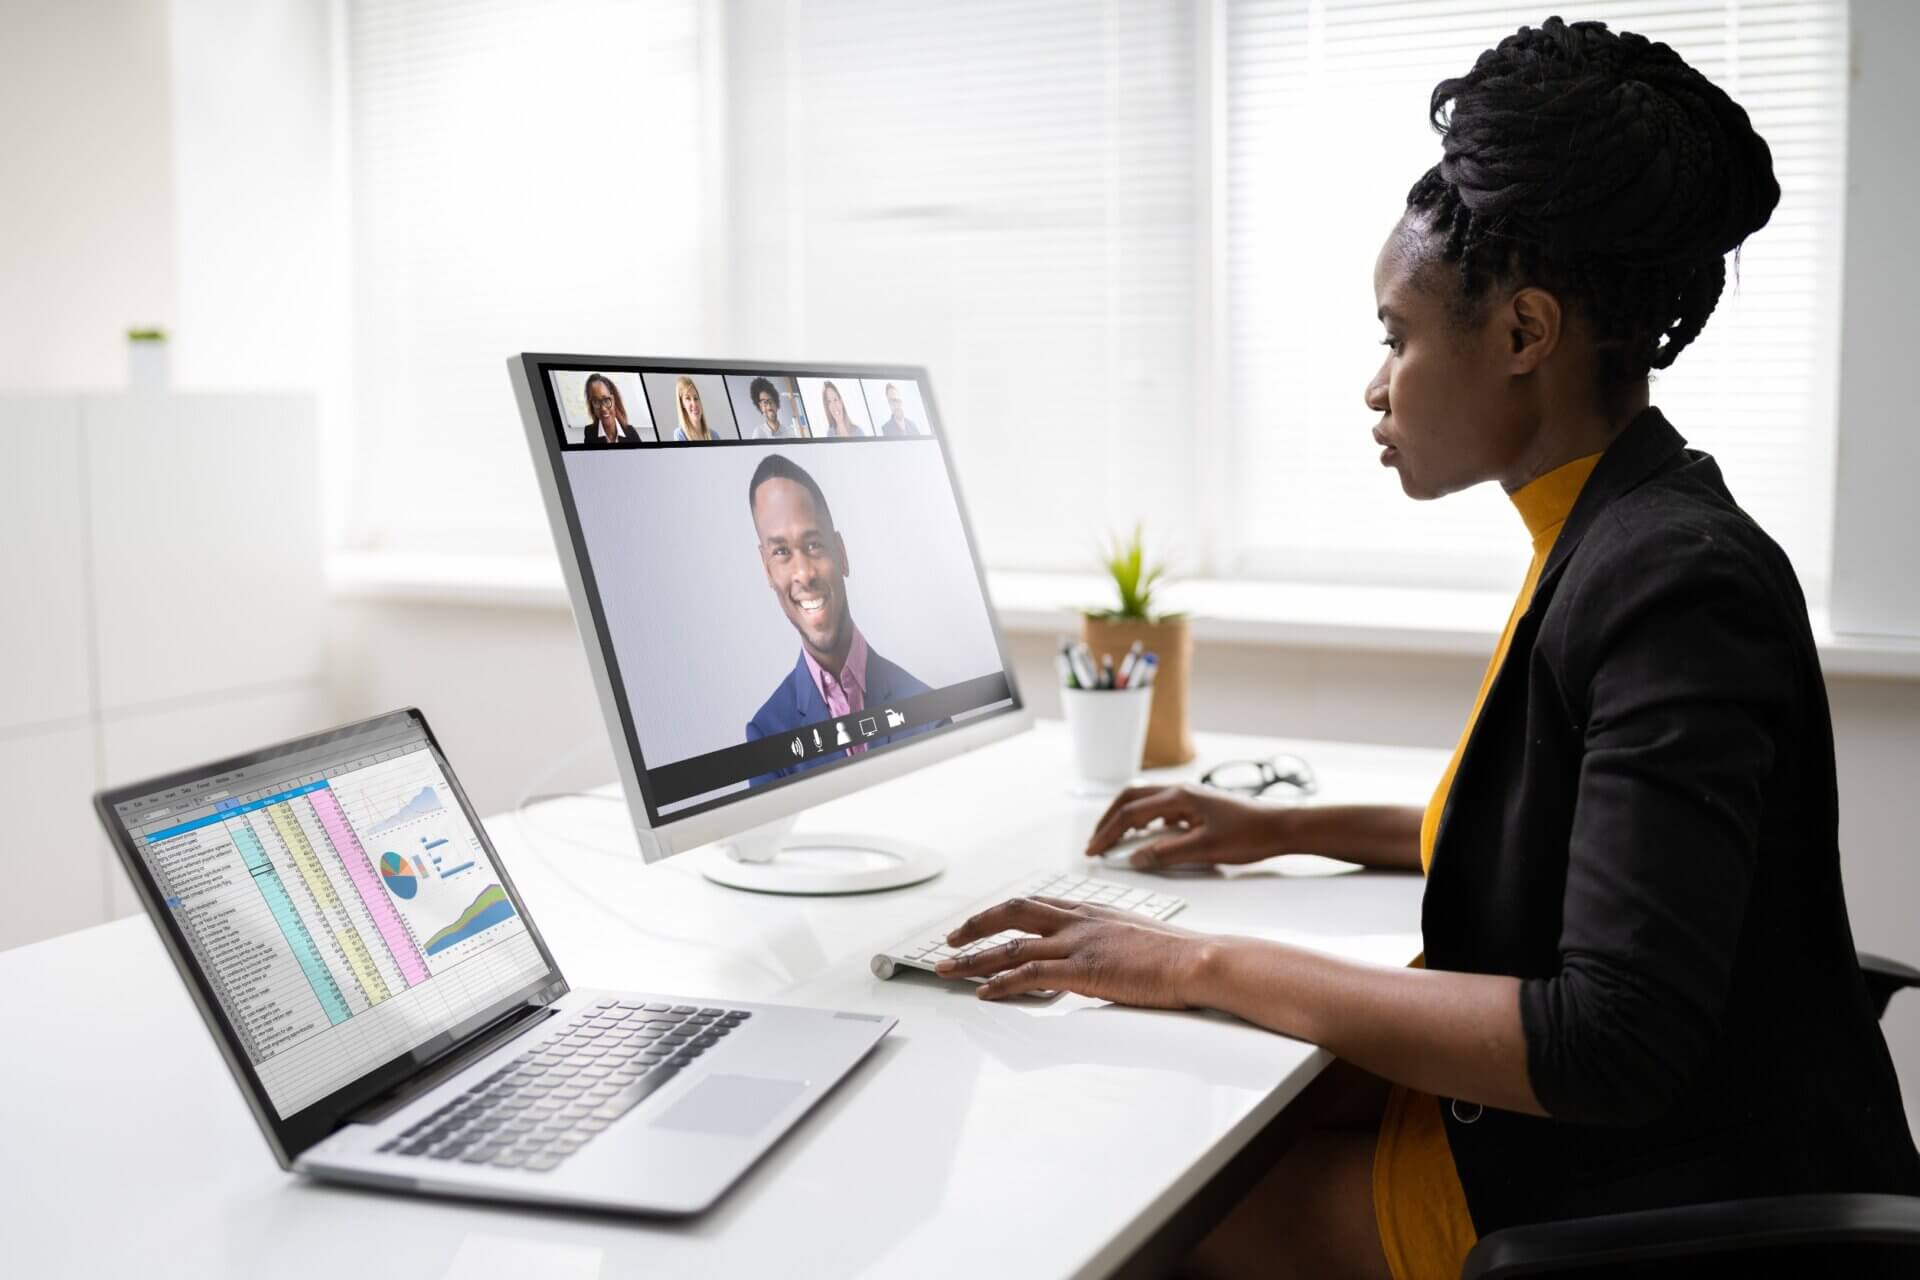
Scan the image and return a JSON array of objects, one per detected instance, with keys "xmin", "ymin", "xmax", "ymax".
[
  {"xmin": 858, "ymin": 716, "xmax": 877, "ymax": 737},
  {"xmin": 884, "ymin": 708, "xmax": 905, "ymax": 729}
]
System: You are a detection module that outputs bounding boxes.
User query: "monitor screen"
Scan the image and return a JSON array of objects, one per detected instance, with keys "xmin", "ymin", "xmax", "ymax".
[
  {"xmin": 106, "ymin": 714, "xmax": 553, "ymax": 1119},
  {"xmin": 529, "ymin": 359, "xmax": 1020, "ymax": 823}
]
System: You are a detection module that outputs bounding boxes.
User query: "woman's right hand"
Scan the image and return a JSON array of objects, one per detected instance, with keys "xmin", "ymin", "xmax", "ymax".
[{"xmin": 1083, "ymin": 783, "xmax": 1293, "ymax": 870}]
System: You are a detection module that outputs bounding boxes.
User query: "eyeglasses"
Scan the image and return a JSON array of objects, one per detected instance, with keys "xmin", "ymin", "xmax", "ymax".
[{"xmin": 1199, "ymin": 753, "xmax": 1317, "ymax": 798}]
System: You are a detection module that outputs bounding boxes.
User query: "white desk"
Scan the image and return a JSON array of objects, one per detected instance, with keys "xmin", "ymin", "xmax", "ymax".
[{"xmin": 2, "ymin": 724, "xmax": 1440, "ymax": 1279}]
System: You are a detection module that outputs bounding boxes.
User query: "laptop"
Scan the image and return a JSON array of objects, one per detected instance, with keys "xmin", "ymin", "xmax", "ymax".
[{"xmin": 95, "ymin": 707, "xmax": 894, "ymax": 1216}]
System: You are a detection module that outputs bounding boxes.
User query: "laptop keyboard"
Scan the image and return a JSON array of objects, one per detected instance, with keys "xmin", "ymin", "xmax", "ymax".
[{"xmin": 378, "ymin": 999, "xmax": 750, "ymax": 1172}]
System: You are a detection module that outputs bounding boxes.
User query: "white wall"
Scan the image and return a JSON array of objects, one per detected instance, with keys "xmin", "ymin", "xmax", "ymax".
[{"xmin": 0, "ymin": 0, "xmax": 177, "ymax": 387}]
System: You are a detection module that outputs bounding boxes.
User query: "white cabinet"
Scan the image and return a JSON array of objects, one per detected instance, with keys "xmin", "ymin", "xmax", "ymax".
[{"xmin": 0, "ymin": 393, "xmax": 324, "ymax": 950}]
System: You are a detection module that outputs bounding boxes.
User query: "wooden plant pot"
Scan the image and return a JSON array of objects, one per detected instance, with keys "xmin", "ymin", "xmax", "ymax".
[{"xmin": 1078, "ymin": 614, "xmax": 1195, "ymax": 768}]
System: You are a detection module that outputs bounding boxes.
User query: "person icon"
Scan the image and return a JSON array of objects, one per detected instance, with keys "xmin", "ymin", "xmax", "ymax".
[{"xmin": 742, "ymin": 454, "xmax": 942, "ymax": 784}]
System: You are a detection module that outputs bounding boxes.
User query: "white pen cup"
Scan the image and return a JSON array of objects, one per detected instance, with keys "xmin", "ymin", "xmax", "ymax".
[{"xmin": 1060, "ymin": 684, "xmax": 1153, "ymax": 795}]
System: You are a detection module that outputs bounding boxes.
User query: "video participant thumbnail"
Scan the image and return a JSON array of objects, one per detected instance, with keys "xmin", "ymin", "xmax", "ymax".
[
  {"xmin": 797, "ymin": 377, "xmax": 872, "ymax": 437},
  {"xmin": 642, "ymin": 371, "xmax": 739, "ymax": 442},
  {"xmin": 729, "ymin": 374, "xmax": 813, "ymax": 439},
  {"xmin": 550, "ymin": 370, "xmax": 656, "ymax": 446}
]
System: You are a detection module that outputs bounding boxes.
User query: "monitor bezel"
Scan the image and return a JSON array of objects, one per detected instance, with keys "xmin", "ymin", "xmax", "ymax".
[
  {"xmin": 93, "ymin": 707, "xmax": 569, "ymax": 1168},
  {"xmin": 510, "ymin": 352, "xmax": 1032, "ymax": 861}
]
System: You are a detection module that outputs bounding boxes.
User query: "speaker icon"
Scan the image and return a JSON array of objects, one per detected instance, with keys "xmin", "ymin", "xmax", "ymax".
[{"xmin": 789, "ymin": 736, "xmax": 804, "ymax": 758}]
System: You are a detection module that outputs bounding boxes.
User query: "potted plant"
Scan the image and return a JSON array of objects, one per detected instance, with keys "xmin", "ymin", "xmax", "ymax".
[{"xmin": 1080, "ymin": 524, "xmax": 1194, "ymax": 767}]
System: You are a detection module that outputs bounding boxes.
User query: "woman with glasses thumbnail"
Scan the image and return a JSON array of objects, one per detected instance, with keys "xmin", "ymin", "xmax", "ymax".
[
  {"xmin": 936, "ymin": 17, "xmax": 1920, "ymax": 1280},
  {"xmin": 580, "ymin": 374, "xmax": 644, "ymax": 446}
]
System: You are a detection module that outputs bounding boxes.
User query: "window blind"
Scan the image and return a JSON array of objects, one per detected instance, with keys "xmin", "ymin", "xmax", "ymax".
[
  {"xmin": 740, "ymin": 0, "xmax": 1202, "ymax": 572},
  {"xmin": 1226, "ymin": 0, "xmax": 1848, "ymax": 593},
  {"xmin": 347, "ymin": 0, "xmax": 709, "ymax": 551}
]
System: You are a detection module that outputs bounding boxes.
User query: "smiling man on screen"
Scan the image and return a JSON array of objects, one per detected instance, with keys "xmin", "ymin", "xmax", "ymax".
[{"xmin": 744, "ymin": 454, "xmax": 938, "ymax": 785}]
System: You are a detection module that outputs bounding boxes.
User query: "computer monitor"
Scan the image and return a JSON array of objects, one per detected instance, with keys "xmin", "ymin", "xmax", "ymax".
[{"xmin": 509, "ymin": 355, "xmax": 1032, "ymax": 894}]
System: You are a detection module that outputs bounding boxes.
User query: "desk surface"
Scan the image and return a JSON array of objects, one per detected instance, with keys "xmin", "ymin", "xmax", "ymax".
[{"xmin": 3, "ymin": 723, "xmax": 1438, "ymax": 1279}]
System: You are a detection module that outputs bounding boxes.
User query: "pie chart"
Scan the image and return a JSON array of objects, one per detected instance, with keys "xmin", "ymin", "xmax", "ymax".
[{"xmin": 378, "ymin": 851, "xmax": 418, "ymax": 899}]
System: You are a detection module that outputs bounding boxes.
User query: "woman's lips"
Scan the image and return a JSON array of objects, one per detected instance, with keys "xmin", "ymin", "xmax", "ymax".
[{"xmin": 1373, "ymin": 427, "xmax": 1398, "ymax": 465}]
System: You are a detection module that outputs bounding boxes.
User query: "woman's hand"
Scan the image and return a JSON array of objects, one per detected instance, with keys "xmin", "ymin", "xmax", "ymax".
[
  {"xmin": 1084, "ymin": 783, "xmax": 1291, "ymax": 870},
  {"xmin": 935, "ymin": 896, "xmax": 1214, "ymax": 1004}
]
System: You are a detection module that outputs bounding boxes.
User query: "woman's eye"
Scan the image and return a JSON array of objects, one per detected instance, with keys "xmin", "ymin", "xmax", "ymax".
[{"xmin": 1380, "ymin": 336, "xmax": 1402, "ymax": 353}]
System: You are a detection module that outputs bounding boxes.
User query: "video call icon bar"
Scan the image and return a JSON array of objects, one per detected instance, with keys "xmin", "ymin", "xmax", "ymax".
[
  {"xmin": 647, "ymin": 672, "xmax": 1016, "ymax": 810},
  {"xmin": 788, "ymin": 707, "xmax": 907, "ymax": 761}
]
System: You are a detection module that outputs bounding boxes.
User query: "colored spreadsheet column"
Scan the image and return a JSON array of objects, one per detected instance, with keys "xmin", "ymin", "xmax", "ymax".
[
  {"xmin": 233, "ymin": 824, "xmax": 350, "ymax": 1026},
  {"xmin": 309, "ymin": 785, "xmax": 430, "ymax": 988},
  {"xmin": 267, "ymin": 802, "xmax": 393, "ymax": 1007}
]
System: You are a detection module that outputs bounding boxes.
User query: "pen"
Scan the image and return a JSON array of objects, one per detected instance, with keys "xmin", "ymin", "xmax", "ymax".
[
  {"xmin": 1069, "ymin": 642, "xmax": 1098, "ymax": 691},
  {"xmin": 1098, "ymin": 654, "xmax": 1115, "ymax": 689},
  {"xmin": 1134, "ymin": 653, "xmax": 1159, "ymax": 689},
  {"xmin": 1056, "ymin": 643, "xmax": 1080, "ymax": 690},
  {"xmin": 1115, "ymin": 640, "xmax": 1144, "ymax": 688}
]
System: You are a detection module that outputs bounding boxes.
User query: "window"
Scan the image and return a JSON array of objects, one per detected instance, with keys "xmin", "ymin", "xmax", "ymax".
[
  {"xmin": 347, "ymin": 0, "xmax": 712, "ymax": 552},
  {"xmin": 1226, "ymin": 0, "xmax": 1847, "ymax": 594},
  {"xmin": 725, "ymin": 0, "xmax": 1203, "ymax": 572},
  {"xmin": 343, "ymin": 1, "xmax": 1848, "ymax": 597}
]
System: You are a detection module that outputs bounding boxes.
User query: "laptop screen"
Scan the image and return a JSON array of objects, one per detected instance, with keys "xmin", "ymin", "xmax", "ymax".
[{"xmin": 106, "ymin": 713, "xmax": 552, "ymax": 1119}]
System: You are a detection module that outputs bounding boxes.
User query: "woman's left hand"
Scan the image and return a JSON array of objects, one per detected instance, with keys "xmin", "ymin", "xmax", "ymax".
[{"xmin": 935, "ymin": 896, "xmax": 1211, "ymax": 1005}]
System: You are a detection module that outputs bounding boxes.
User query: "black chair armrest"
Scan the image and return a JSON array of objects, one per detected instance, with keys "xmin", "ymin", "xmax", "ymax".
[
  {"xmin": 1860, "ymin": 950, "xmax": 1920, "ymax": 1020},
  {"xmin": 1458, "ymin": 1193, "xmax": 1920, "ymax": 1278}
]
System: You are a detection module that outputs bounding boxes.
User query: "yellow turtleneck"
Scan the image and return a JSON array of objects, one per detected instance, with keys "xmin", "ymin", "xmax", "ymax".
[{"xmin": 1373, "ymin": 450, "xmax": 1605, "ymax": 1280}]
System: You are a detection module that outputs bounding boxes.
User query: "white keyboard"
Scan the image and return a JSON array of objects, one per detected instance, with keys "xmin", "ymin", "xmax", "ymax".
[{"xmin": 871, "ymin": 871, "xmax": 1187, "ymax": 986}]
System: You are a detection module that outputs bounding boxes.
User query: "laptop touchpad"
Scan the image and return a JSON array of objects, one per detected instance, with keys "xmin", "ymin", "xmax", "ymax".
[{"xmin": 652, "ymin": 1074, "xmax": 808, "ymax": 1138}]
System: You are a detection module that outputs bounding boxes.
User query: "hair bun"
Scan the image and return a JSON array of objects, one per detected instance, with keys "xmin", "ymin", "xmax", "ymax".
[{"xmin": 1430, "ymin": 16, "xmax": 1779, "ymax": 267}]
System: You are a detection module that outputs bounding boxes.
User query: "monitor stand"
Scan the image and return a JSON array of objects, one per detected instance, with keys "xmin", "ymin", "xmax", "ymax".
[{"xmin": 697, "ymin": 815, "xmax": 945, "ymax": 895}]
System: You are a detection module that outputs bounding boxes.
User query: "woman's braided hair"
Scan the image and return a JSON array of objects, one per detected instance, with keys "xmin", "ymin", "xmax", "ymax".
[{"xmin": 1407, "ymin": 16, "xmax": 1780, "ymax": 385}]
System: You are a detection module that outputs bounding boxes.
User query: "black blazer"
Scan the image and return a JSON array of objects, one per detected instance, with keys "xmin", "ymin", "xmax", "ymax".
[
  {"xmin": 1423, "ymin": 406, "xmax": 1920, "ymax": 1235},
  {"xmin": 580, "ymin": 422, "xmax": 644, "ymax": 446}
]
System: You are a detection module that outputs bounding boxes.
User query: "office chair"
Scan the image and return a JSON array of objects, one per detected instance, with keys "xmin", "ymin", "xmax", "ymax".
[{"xmin": 1459, "ymin": 951, "xmax": 1920, "ymax": 1278}]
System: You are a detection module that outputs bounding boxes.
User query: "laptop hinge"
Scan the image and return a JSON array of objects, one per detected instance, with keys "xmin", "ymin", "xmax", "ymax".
[{"xmin": 345, "ymin": 1001, "xmax": 559, "ymax": 1127}]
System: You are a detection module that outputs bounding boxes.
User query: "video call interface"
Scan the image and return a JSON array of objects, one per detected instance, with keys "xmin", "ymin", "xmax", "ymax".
[{"xmin": 542, "ymin": 362, "xmax": 1018, "ymax": 821}]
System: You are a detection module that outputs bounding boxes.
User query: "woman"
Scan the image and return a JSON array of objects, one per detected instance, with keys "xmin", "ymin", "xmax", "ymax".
[
  {"xmin": 819, "ymin": 380, "xmax": 865, "ymax": 437},
  {"xmin": 580, "ymin": 373, "xmax": 643, "ymax": 446},
  {"xmin": 673, "ymin": 375, "xmax": 713, "ymax": 442},
  {"xmin": 942, "ymin": 18, "xmax": 1920, "ymax": 1278}
]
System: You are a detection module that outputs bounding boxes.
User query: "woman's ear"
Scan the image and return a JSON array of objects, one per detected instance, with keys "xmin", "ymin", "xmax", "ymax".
[{"xmin": 1507, "ymin": 286, "xmax": 1563, "ymax": 375}]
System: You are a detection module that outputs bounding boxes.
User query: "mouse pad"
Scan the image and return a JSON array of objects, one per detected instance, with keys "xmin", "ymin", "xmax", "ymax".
[{"xmin": 651, "ymin": 1074, "xmax": 807, "ymax": 1138}]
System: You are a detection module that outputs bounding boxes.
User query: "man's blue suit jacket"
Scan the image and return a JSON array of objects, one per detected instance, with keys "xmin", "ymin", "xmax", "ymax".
[{"xmin": 745, "ymin": 646, "xmax": 942, "ymax": 786}]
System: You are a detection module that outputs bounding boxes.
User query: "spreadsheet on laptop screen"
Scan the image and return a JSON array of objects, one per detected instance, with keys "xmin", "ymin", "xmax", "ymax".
[{"xmin": 112, "ymin": 721, "xmax": 549, "ymax": 1117}]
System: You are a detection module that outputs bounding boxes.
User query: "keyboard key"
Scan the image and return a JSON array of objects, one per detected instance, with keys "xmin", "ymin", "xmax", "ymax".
[
  {"xmin": 591, "ymin": 1066, "xmax": 680, "ymax": 1121},
  {"xmin": 642, "ymin": 1002, "xmax": 669, "ymax": 1012}
]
